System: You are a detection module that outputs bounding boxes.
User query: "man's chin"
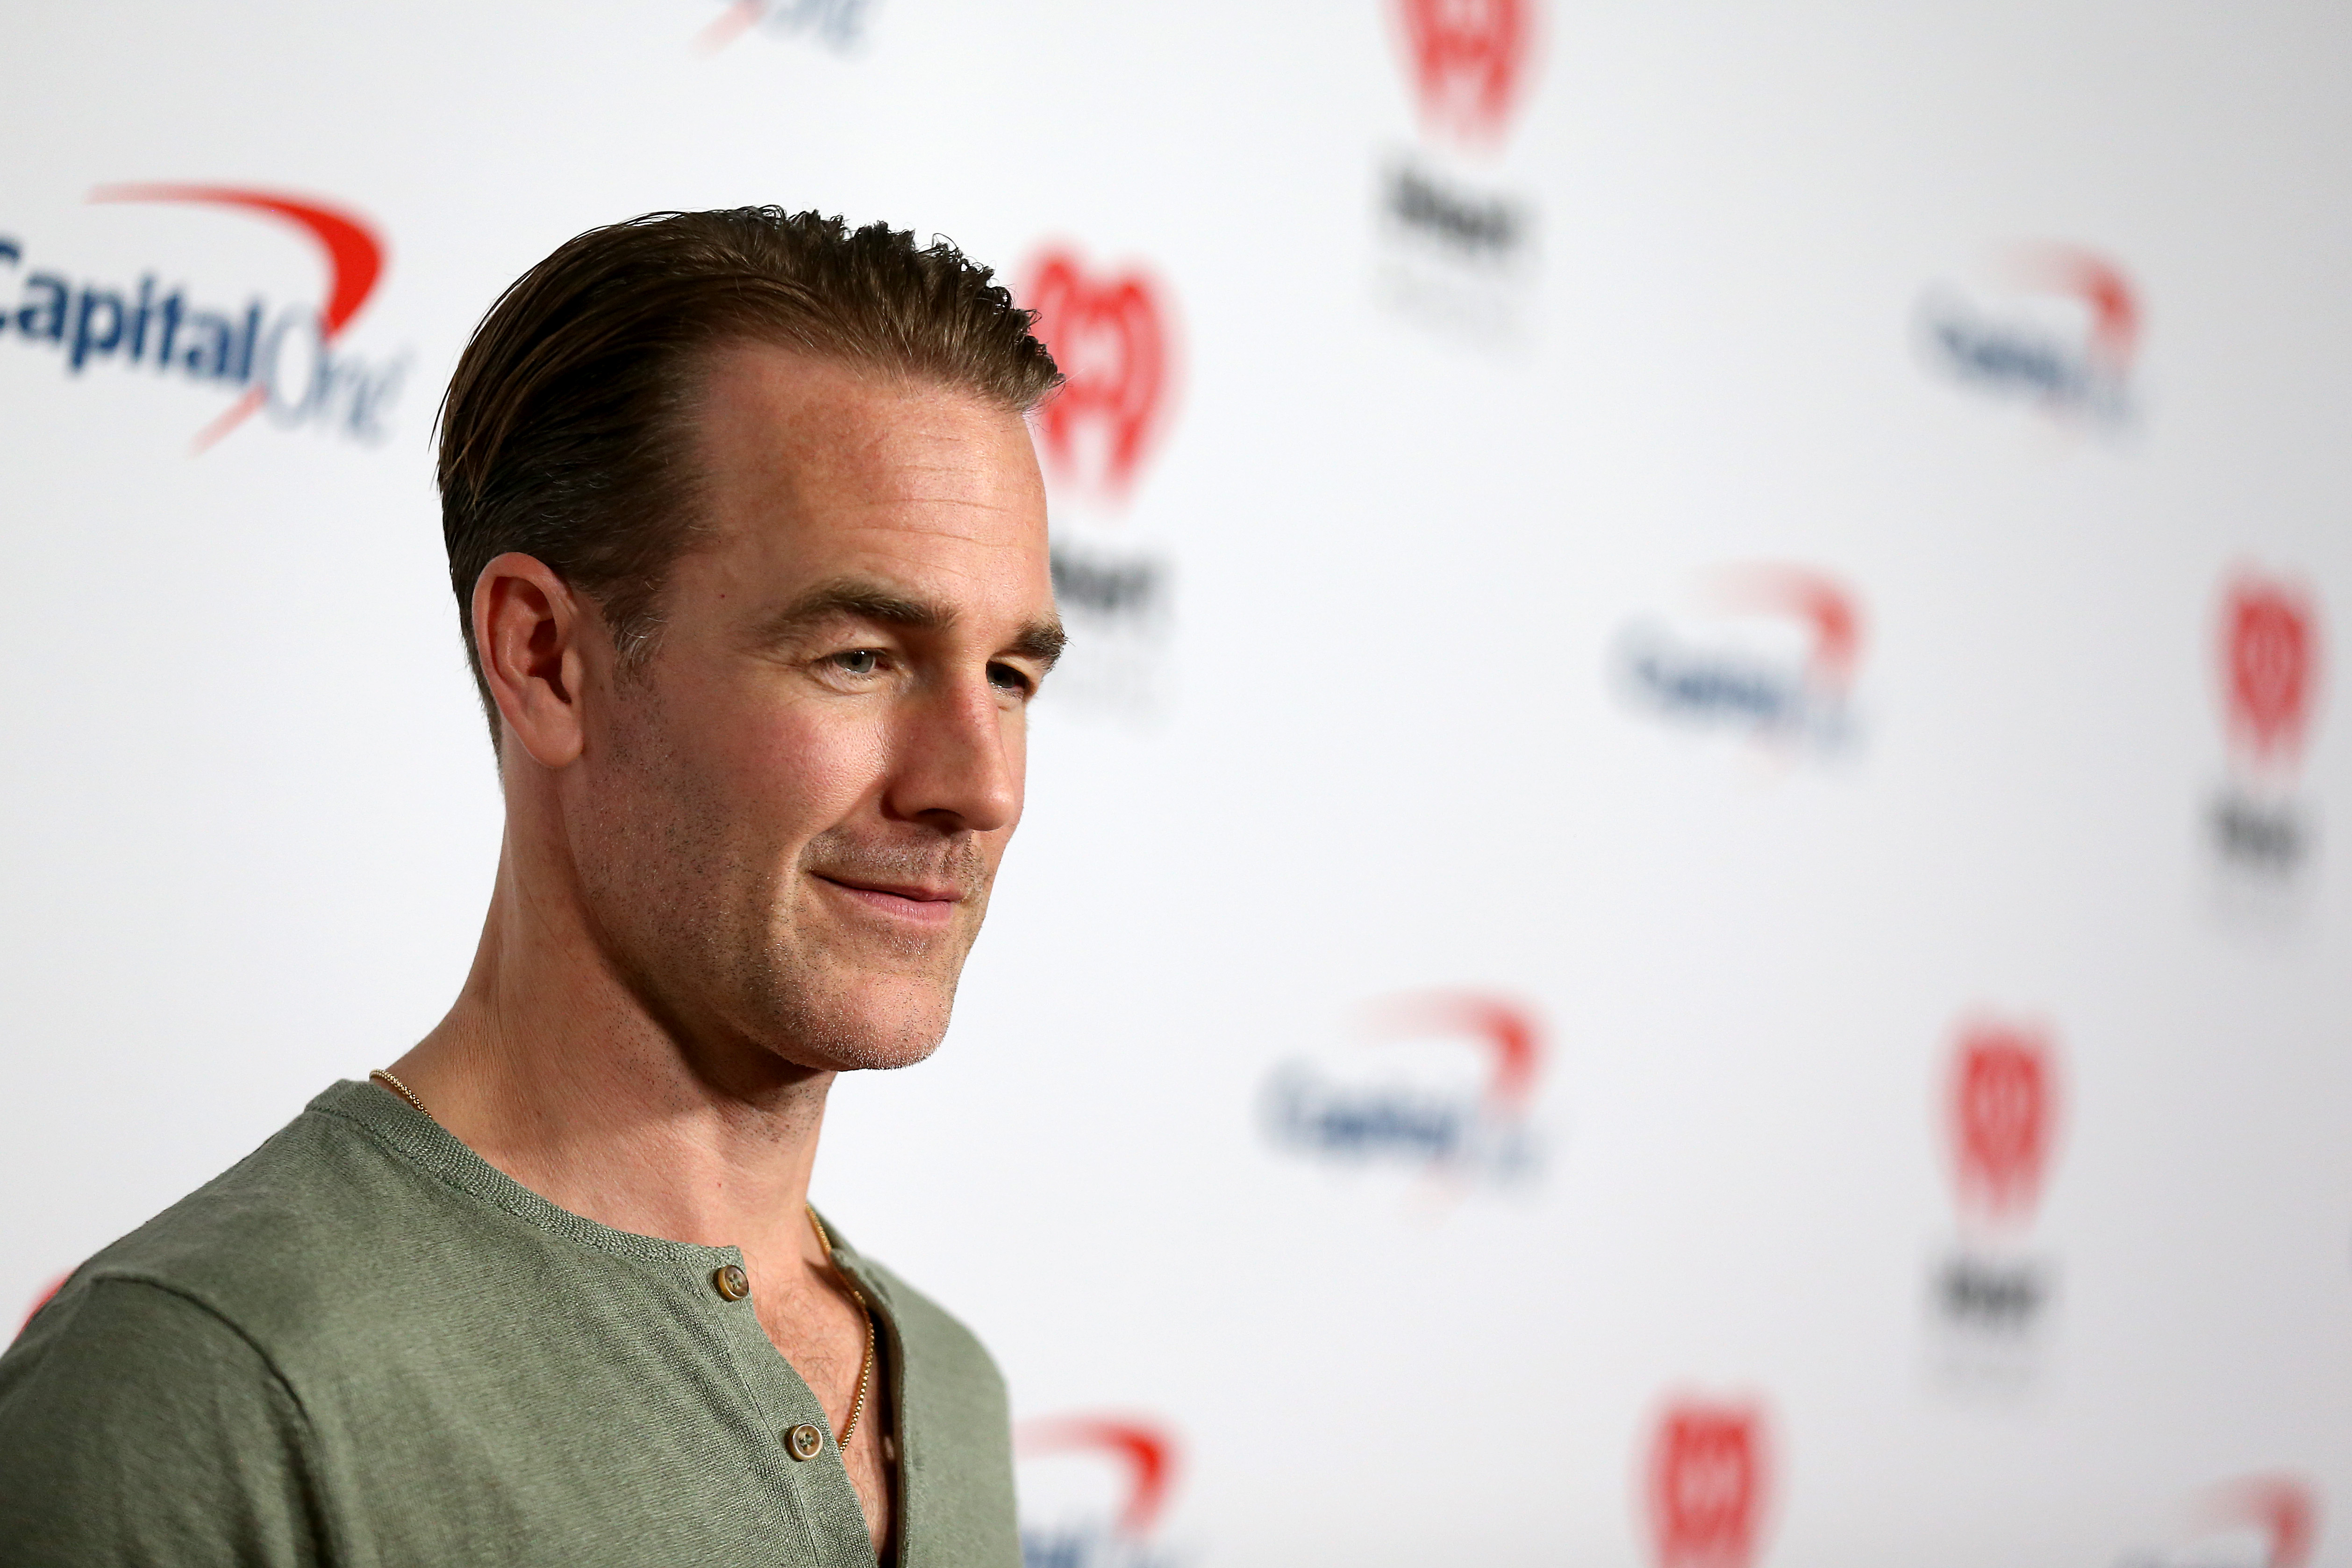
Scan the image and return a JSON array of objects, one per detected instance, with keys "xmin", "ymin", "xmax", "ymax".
[{"xmin": 758, "ymin": 974, "xmax": 958, "ymax": 1074}]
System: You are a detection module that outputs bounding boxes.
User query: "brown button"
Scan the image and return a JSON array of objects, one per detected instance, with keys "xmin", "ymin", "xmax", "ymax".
[
  {"xmin": 786, "ymin": 1423, "xmax": 825, "ymax": 1461},
  {"xmin": 712, "ymin": 1264, "xmax": 751, "ymax": 1302}
]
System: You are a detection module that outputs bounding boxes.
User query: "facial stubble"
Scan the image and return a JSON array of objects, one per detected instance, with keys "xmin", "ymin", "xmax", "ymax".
[{"xmin": 579, "ymin": 686, "xmax": 994, "ymax": 1077}]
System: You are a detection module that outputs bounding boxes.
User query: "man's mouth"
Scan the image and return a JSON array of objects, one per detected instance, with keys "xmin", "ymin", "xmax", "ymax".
[{"xmin": 813, "ymin": 873, "xmax": 962, "ymax": 927}]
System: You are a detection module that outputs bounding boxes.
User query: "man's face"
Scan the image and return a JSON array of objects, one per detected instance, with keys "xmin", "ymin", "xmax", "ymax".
[{"xmin": 563, "ymin": 344, "xmax": 1059, "ymax": 1075}]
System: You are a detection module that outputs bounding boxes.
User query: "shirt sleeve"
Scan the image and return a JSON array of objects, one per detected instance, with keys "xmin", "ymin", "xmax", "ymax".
[{"xmin": 0, "ymin": 1275, "xmax": 328, "ymax": 1567}]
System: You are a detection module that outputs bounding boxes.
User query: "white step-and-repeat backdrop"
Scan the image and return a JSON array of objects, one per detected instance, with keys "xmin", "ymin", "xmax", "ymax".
[{"xmin": 4, "ymin": 3, "xmax": 2349, "ymax": 1564}]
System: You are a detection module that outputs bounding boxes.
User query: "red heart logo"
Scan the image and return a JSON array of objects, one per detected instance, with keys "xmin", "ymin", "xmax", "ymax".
[
  {"xmin": 1023, "ymin": 250, "xmax": 1173, "ymax": 504},
  {"xmin": 2222, "ymin": 576, "xmax": 2320, "ymax": 765},
  {"xmin": 1949, "ymin": 1024, "xmax": 2057, "ymax": 1225},
  {"xmin": 2205, "ymin": 1476, "xmax": 2321, "ymax": 1568},
  {"xmin": 1394, "ymin": 0, "xmax": 1536, "ymax": 147},
  {"xmin": 1647, "ymin": 1401, "xmax": 1769, "ymax": 1568}
]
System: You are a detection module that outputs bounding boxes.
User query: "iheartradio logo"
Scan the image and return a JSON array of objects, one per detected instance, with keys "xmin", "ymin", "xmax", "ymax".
[
  {"xmin": 1022, "ymin": 249, "xmax": 1176, "ymax": 505},
  {"xmin": 1644, "ymin": 1399, "xmax": 1770, "ymax": 1568},
  {"xmin": 1391, "ymin": 0, "xmax": 1539, "ymax": 147},
  {"xmin": 1947, "ymin": 1023, "xmax": 2059, "ymax": 1227},
  {"xmin": 2208, "ymin": 1476, "xmax": 2322, "ymax": 1568},
  {"xmin": 2219, "ymin": 574, "xmax": 2321, "ymax": 770}
]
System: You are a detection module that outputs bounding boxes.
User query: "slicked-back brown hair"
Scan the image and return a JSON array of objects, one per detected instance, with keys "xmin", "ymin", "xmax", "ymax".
[{"xmin": 436, "ymin": 207, "xmax": 1062, "ymax": 745}]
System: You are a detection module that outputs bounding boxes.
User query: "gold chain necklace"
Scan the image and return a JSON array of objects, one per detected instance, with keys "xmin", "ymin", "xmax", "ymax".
[
  {"xmin": 805, "ymin": 1205, "xmax": 879, "ymax": 1451},
  {"xmin": 370, "ymin": 1067, "xmax": 428, "ymax": 1114},
  {"xmin": 368, "ymin": 1068, "xmax": 879, "ymax": 1452}
]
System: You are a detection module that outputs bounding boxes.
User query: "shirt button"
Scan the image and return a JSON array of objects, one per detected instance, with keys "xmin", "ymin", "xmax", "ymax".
[
  {"xmin": 786, "ymin": 1424, "xmax": 825, "ymax": 1461},
  {"xmin": 712, "ymin": 1264, "xmax": 751, "ymax": 1301}
]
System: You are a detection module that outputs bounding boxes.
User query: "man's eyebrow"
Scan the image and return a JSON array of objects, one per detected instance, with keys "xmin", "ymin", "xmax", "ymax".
[
  {"xmin": 755, "ymin": 580, "xmax": 952, "ymax": 645},
  {"xmin": 754, "ymin": 578, "xmax": 1067, "ymax": 669},
  {"xmin": 1012, "ymin": 618, "xmax": 1067, "ymax": 670}
]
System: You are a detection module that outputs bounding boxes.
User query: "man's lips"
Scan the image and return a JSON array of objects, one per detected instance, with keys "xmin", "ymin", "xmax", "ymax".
[{"xmin": 814, "ymin": 873, "xmax": 962, "ymax": 926}]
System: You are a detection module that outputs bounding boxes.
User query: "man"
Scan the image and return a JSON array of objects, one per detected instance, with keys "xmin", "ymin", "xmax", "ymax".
[{"xmin": 0, "ymin": 208, "xmax": 1065, "ymax": 1567}]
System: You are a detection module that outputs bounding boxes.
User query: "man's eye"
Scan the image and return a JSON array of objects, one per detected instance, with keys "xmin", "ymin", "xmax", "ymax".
[
  {"xmin": 830, "ymin": 650, "xmax": 881, "ymax": 677},
  {"xmin": 987, "ymin": 662, "xmax": 1034, "ymax": 696}
]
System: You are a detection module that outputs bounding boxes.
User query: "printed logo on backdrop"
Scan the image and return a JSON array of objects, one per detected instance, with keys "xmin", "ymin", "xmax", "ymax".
[
  {"xmin": 1016, "ymin": 1415, "xmax": 1187, "ymax": 1568},
  {"xmin": 2115, "ymin": 1475, "xmax": 2321, "ymax": 1568},
  {"xmin": 1397, "ymin": 0, "xmax": 1534, "ymax": 143},
  {"xmin": 0, "ymin": 185, "xmax": 403, "ymax": 451},
  {"xmin": 695, "ymin": 0, "xmax": 872, "ymax": 54},
  {"xmin": 1610, "ymin": 565, "xmax": 1867, "ymax": 761},
  {"xmin": 1643, "ymin": 1396, "xmax": 1773, "ymax": 1568},
  {"xmin": 1262, "ymin": 991, "xmax": 1547, "ymax": 1192},
  {"xmin": 1916, "ymin": 246, "xmax": 2141, "ymax": 431},
  {"xmin": 1927, "ymin": 1019, "xmax": 2064, "ymax": 1388},
  {"xmin": 1374, "ymin": 0, "xmax": 1544, "ymax": 343},
  {"xmin": 1022, "ymin": 246, "xmax": 1181, "ymax": 718},
  {"xmin": 2204, "ymin": 570, "xmax": 2323, "ymax": 908}
]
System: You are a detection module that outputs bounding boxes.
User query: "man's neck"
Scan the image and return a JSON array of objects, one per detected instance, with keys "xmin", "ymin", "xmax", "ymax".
[
  {"xmin": 390, "ymin": 838, "xmax": 900, "ymax": 1556},
  {"xmin": 386, "ymin": 843, "xmax": 834, "ymax": 1266}
]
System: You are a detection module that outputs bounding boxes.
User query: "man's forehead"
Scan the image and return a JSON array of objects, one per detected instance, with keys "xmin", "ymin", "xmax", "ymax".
[
  {"xmin": 684, "ymin": 341, "xmax": 1051, "ymax": 609},
  {"xmin": 697, "ymin": 343, "xmax": 1028, "ymax": 487}
]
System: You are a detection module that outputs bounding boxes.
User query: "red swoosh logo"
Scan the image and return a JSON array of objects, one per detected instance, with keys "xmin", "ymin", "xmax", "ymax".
[
  {"xmin": 1016, "ymin": 1416, "xmax": 1179, "ymax": 1537},
  {"xmin": 2014, "ymin": 245, "xmax": 2140, "ymax": 368},
  {"xmin": 697, "ymin": 0, "xmax": 764, "ymax": 51},
  {"xmin": 1369, "ymin": 992, "xmax": 1543, "ymax": 1111},
  {"xmin": 87, "ymin": 184, "xmax": 387, "ymax": 448},
  {"xmin": 1714, "ymin": 565, "xmax": 1864, "ymax": 687}
]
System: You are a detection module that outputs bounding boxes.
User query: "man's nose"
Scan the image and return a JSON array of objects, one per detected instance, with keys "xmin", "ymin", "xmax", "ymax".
[{"xmin": 883, "ymin": 674, "xmax": 1021, "ymax": 834}]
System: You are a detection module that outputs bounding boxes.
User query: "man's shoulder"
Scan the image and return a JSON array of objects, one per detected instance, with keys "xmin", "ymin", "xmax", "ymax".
[
  {"xmin": 0, "ymin": 1081, "xmax": 430, "ymax": 1536},
  {"xmin": 33, "ymin": 1082, "xmax": 465, "ymax": 1357}
]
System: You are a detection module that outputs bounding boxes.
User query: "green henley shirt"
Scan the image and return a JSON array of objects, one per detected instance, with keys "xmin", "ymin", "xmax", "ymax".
[{"xmin": 0, "ymin": 1080, "xmax": 1022, "ymax": 1568}]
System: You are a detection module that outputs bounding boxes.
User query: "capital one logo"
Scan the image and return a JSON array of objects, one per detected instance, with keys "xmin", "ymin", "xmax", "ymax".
[
  {"xmin": 1948, "ymin": 1024, "xmax": 2058, "ymax": 1227},
  {"xmin": 1391, "ymin": 0, "xmax": 1538, "ymax": 147},
  {"xmin": 0, "ymin": 184, "xmax": 399, "ymax": 449},
  {"xmin": 1613, "ymin": 565, "xmax": 1866, "ymax": 754},
  {"xmin": 1262, "ymin": 991, "xmax": 1545, "ymax": 1185},
  {"xmin": 1918, "ymin": 246, "xmax": 2140, "ymax": 424},
  {"xmin": 1022, "ymin": 249, "xmax": 1176, "ymax": 506},
  {"xmin": 2220, "ymin": 574, "xmax": 2321, "ymax": 772},
  {"xmin": 1016, "ymin": 1414, "xmax": 1182, "ymax": 1568},
  {"xmin": 1645, "ymin": 1399, "xmax": 1770, "ymax": 1568},
  {"xmin": 694, "ymin": 0, "xmax": 870, "ymax": 54}
]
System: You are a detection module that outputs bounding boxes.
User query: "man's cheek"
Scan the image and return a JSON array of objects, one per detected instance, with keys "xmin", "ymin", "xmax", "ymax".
[
  {"xmin": 742, "ymin": 715, "xmax": 879, "ymax": 812},
  {"xmin": 794, "ymin": 732, "xmax": 894, "ymax": 817}
]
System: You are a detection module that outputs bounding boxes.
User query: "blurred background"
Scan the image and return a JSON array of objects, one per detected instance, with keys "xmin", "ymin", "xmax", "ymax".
[{"xmin": 3, "ymin": 3, "xmax": 2348, "ymax": 1563}]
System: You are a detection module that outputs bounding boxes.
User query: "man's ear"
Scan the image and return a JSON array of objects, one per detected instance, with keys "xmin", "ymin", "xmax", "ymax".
[{"xmin": 472, "ymin": 552, "xmax": 591, "ymax": 770}]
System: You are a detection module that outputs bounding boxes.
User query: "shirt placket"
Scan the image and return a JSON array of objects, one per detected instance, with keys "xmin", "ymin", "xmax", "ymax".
[{"xmin": 689, "ymin": 1245, "xmax": 878, "ymax": 1567}]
